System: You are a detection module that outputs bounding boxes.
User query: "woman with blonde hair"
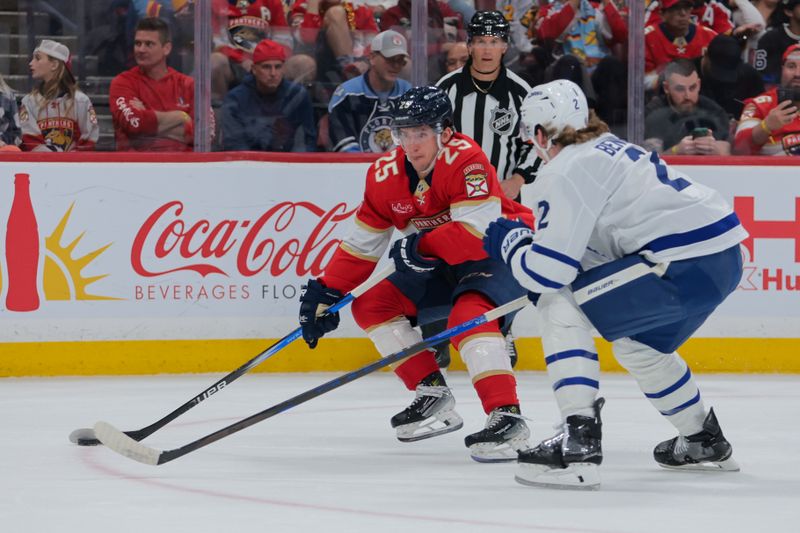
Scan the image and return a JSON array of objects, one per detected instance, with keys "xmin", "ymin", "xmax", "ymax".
[
  {"xmin": 20, "ymin": 40, "xmax": 99, "ymax": 151},
  {"xmin": 0, "ymin": 72, "xmax": 21, "ymax": 149}
]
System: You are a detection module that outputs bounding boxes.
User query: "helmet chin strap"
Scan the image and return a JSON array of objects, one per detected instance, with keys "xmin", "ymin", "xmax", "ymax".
[{"xmin": 531, "ymin": 131, "xmax": 553, "ymax": 164}]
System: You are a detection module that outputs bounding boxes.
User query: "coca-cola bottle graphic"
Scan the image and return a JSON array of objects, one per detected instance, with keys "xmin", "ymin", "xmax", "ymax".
[{"xmin": 5, "ymin": 173, "xmax": 41, "ymax": 311}]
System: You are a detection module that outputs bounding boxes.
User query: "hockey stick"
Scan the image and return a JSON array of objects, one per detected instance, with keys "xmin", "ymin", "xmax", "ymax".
[
  {"xmin": 69, "ymin": 264, "xmax": 396, "ymax": 447},
  {"xmin": 93, "ymin": 295, "xmax": 529, "ymax": 465}
]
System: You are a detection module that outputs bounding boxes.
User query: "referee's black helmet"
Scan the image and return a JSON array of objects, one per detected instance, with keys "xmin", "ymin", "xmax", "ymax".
[
  {"xmin": 392, "ymin": 86, "xmax": 453, "ymax": 131},
  {"xmin": 467, "ymin": 10, "xmax": 510, "ymax": 42}
]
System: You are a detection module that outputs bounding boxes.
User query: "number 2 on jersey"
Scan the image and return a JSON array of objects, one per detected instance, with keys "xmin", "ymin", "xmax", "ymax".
[{"xmin": 624, "ymin": 147, "xmax": 691, "ymax": 192}]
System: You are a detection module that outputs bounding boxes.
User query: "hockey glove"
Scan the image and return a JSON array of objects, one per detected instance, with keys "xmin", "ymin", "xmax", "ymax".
[
  {"xmin": 298, "ymin": 279, "xmax": 344, "ymax": 349},
  {"xmin": 483, "ymin": 217, "xmax": 534, "ymax": 266},
  {"xmin": 389, "ymin": 232, "xmax": 442, "ymax": 277}
]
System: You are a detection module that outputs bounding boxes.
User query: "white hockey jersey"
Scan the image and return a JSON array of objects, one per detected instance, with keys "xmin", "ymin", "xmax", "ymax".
[{"xmin": 511, "ymin": 133, "xmax": 748, "ymax": 294}]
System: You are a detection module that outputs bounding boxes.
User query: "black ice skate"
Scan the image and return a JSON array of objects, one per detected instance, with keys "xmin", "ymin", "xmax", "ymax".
[
  {"xmin": 653, "ymin": 408, "xmax": 740, "ymax": 472},
  {"xmin": 390, "ymin": 371, "xmax": 463, "ymax": 442},
  {"xmin": 515, "ymin": 397, "xmax": 605, "ymax": 490},
  {"xmin": 464, "ymin": 405, "xmax": 531, "ymax": 463}
]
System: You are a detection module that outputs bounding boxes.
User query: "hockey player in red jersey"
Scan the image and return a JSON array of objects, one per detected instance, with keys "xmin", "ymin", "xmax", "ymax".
[{"xmin": 298, "ymin": 86, "xmax": 532, "ymax": 462}]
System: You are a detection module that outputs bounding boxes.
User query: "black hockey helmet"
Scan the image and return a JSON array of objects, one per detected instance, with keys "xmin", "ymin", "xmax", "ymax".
[
  {"xmin": 391, "ymin": 86, "xmax": 453, "ymax": 132},
  {"xmin": 467, "ymin": 10, "xmax": 510, "ymax": 43}
]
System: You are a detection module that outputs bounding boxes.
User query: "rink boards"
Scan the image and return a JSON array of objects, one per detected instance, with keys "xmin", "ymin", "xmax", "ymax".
[{"xmin": 0, "ymin": 153, "xmax": 798, "ymax": 376}]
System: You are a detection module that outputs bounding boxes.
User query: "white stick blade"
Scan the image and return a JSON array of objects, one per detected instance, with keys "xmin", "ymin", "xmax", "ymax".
[
  {"xmin": 94, "ymin": 421, "xmax": 161, "ymax": 466},
  {"xmin": 68, "ymin": 427, "xmax": 96, "ymax": 444}
]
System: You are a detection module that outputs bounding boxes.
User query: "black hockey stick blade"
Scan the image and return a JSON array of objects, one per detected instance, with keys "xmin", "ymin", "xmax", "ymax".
[
  {"xmin": 72, "ymin": 264, "xmax": 395, "ymax": 447},
  {"xmin": 94, "ymin": 295, "xmax": 528, "ymax": 466}
]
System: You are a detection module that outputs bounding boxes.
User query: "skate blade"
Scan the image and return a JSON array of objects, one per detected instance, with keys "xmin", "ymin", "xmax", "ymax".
[
  {"xmin": 658, "ymin": 456, "xmax": 740, "ymax": 472},
  {"xmin": 396, "ymin": 410, "xmax": 464, "ymax": 443},
  {"xmin": 515, "ymin": 462, "xmax": 601, "ymax": 491},
  {"xmin": 469, "ymin": 435, "xmax": 531, "ymax": 463}
]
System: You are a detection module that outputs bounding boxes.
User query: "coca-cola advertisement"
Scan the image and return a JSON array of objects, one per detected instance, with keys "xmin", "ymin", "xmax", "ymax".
[
  {"xmin": 1, "ymin": 156, "xmax": 799, "ymax": 349},
  {"xmin": 0, "ymin": 159, "xmax": 370, "ymax": 342}
]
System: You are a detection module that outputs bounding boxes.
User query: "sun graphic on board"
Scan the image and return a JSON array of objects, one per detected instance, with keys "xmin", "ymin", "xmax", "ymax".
[{"xmin": 41, "ymin": 202, "xmax": 120, "ymax": 301}]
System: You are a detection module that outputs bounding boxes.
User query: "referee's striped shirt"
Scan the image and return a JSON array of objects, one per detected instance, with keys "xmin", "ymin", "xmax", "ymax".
[{"xmin": 436, "ymin": 60, "xmax": 539, "ymax": 183}]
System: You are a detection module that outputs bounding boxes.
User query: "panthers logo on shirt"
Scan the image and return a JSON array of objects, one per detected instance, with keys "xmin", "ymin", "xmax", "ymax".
[
  {"xmin": 359, "ymin": 106, "xmax": 396, "ymax": 152},
  {"xmin": 39, "ymin": 118, "xmax": 76, "ymax": 151}
]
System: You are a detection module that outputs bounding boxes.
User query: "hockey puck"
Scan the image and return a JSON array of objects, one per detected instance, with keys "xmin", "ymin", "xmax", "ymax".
[{"xmin": 69, "ymin": 427, "xmax": 100, "ymax": 446}]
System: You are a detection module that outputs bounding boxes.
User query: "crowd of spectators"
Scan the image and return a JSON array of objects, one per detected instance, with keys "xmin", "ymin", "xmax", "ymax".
[{"xmin": 0, "ymin": 0, "xmax": 799, "ymax": 156}]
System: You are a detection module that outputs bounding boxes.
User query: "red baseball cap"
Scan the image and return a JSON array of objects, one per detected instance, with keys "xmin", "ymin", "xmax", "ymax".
[
  {"xmin": 252, "ymin": 39, "xmax": 288, "ymax": 64},
  {"xmin": 661, "ymin": 0, "xmax": 692, "ymax": 10},
  {"xmin": 782, "ymin": 43, "xmax": 800, "ymax": 64}
]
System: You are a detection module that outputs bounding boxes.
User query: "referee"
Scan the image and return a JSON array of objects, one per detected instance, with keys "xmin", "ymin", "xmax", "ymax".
[
  {"xmin": 436, "ymin": 10, "xmax": 539, "ymax": 202},
  {"xmin": 426, "ymin": 11, "xmax": 535, "ymax": 369}
]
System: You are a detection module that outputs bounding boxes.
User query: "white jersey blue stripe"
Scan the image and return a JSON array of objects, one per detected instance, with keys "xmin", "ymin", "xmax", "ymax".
[{"xmin": 511, "ymin": 133, "xmax": 748, "ymax": 295}]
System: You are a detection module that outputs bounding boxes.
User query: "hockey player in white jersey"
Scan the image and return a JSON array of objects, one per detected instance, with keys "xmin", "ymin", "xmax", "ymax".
[{"xmin": 483, "ymin": 79, "xmax": 747, "ymax": 490}]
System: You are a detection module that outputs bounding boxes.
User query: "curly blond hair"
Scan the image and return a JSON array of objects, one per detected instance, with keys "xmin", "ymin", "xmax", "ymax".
[{"xmin": 546, "ymin": 111, "xmax": 610, "ymax": 148}]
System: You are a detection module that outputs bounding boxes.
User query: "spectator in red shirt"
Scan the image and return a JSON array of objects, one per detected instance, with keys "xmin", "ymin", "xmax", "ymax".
[
  {"xmin": 647, "ymin": 0, "xmax": 734, "ymax": 35},
  {"xmin": 734, "ymin": 43, "xmax": 800, "ymax": 155},
  {"xmin": 109, "ymin": 17, "xmax": 196, "ymax": 151},
  {"xmin": 645, "ymin": 0, "xmax": 718, "ymax": 90}
]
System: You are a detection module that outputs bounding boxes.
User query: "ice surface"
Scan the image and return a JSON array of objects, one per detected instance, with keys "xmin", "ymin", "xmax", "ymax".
[{"xmin": 1, "ymin": 371, "xmax": 798, "ymax": 533}]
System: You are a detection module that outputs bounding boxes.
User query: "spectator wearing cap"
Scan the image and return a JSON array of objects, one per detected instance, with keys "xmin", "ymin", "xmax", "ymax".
[
  {"xmin": 753, "ymin": 0, "xmax": 800, "ymax": 87},
  {"xmin": 645, "ymin": 0, "xmax": 718, "ymax": 91},
  {"xmin": 327, "ymin": 29, "xmax": 412, "ymax": 152},
  {"xmin": 222, "ymin": 39, "xmax": 317, "ymax": 152},
  {"xmin": 735, "ymin": 43, "xmax": 800, "ymax": 155},
  {"xmin": 697, "ymin": 34, "xmax": 764, "ymax": 120},
  {"xmin": 644, "ymin": 58, "xmax": 732, "ymax": 156},
  {"xmin": 20, "ymin": 39, "xmax": 99, "ymax": 151},
  {"xmin": 379, "ymin": 0, "xmax": 464, "ymax": 80},
  {"xmin": 109, "ymin": 17, "xmax": 199, "ymax": 151},
  {"xmin": 210, "ymin": 0, "xmax": 296, "ymax": 101},
  {"xmin": 646, "ymin": 0, "xmax": 735, "ymax": 35}
]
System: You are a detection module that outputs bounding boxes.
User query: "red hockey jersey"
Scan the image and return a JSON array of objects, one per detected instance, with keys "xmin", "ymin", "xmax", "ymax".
[
  {"xmin": 646, "ymin": 1, "xmax": 733, "ymax": 36},
  {"xmin": 214, "ymin": 0, "xmax": 289, "ymax": 63},
  {"xmin": 645, "ymin": 22, "xmax": 717, "ymax": 74},
  {"xmin": 321, "ymin": 132, "xmax": 531, "ymax": 293}
]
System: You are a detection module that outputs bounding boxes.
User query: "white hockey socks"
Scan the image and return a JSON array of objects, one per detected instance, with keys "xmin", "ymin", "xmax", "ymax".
[{"xmin": 612, "ymin": 338, "xmax": 706, "ymax": 436}]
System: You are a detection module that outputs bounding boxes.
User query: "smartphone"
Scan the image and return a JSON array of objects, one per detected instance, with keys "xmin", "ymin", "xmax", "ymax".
[
  {"xmin": 690, "ymin": 127, "xmax": 710, "ymax": 139},
  {"xmin": 776, "ymin": 87, "xmax": 800, "ymax": 104}
]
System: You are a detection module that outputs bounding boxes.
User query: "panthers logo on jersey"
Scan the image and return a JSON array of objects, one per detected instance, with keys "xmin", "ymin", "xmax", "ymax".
[
  {"xmin": 359, "ymin": 110, "xmax": 396, "ymax": 153},
  {"xmin": 42, "ymin": 126, "xmax": 75, "ymax": 151}
]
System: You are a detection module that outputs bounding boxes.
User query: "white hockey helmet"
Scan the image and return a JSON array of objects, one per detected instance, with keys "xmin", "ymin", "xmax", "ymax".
[{"xmin": 519, "ymin": 79, "xmax": 589, "ymax": 145}]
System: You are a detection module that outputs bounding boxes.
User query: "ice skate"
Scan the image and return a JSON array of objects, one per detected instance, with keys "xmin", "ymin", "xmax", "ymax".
[
  {"xmin": 390, "ymin": 372, "xmax": 463, "ymax": 442},
  {"xmin": 654, "ymin": 408, "xmax": 739, "ymax": 472},
  {"xmin": 464, "ymin": 405, "xmax": 531, "ymax": 463},
  {"xmin": 515, "ymin": 398, "xmax": 604, "ymax": 490}
]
